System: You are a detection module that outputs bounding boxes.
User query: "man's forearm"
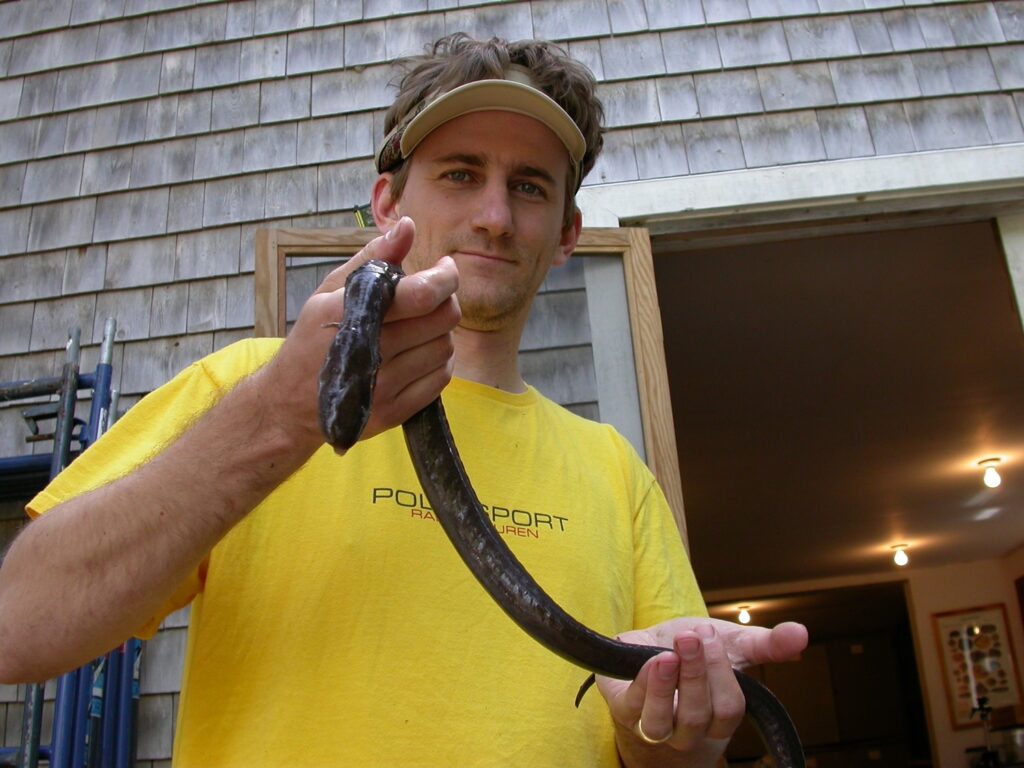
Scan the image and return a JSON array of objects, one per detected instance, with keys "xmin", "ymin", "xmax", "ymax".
[{"xmin": 0, "ymin": 367, "xmax": 318, "ymax": 683}]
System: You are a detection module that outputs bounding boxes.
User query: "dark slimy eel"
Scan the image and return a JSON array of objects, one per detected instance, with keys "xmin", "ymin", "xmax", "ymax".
[
  {"xmin": 318, "ymin": 260, "xmax": 805, "ymax": 767},
  {"xmin": 318, "ymin": 259, "xmax": 403, "ymax": 451}
]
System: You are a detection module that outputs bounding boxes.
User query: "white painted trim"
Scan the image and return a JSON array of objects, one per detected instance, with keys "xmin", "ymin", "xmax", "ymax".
[
  {"xmin": 998, "ymin": 213, "xmax": 1024, "ymax": 337},
  {"xmin": 577, "ymin": 144, "xmax": 1024, "ymax": 227},
  {"xmin": 583, "ymin": 255, "xmax": 645, "ymax": 459}
]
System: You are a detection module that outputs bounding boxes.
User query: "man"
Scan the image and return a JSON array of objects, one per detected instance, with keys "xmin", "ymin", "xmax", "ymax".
[{"xmin": 0, "ymin": 34, "xmax": 806, "ymax": 766}]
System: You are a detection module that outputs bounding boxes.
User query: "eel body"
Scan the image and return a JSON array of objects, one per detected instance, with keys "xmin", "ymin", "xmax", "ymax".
[{"xmin": 318, "ymin": 260, "xmax": 806, "ymax": 767}]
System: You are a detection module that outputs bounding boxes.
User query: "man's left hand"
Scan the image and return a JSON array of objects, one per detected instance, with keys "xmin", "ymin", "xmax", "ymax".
[{"xmin": 595, "ymin": 619, "xmax": 808, "ymax": 768}]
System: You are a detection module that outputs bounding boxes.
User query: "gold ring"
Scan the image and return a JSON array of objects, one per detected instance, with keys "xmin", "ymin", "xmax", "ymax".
[{"xmin": 636, "ymin": 717, "xmax": 672, "ymax": 745}]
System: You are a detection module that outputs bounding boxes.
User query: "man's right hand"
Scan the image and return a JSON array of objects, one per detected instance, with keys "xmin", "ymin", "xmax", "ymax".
[{"xmin": 256, "ymin": 215, "xmax": 461, "ymax": 457}]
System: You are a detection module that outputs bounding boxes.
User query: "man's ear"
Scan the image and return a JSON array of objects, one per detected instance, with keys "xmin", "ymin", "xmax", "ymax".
[
  {"xmin": 371, "ymin": 173, "xmax": 401, "ymax": 232},
  {"xmin": 553, "ymin": 207, "xmax": 583, "ymax": 268}
]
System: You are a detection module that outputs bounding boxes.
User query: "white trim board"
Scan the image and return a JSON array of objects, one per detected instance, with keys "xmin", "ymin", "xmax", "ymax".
[{"xmin": 577, "ymin": 144, "xmax": 1024, "ymax": 230}]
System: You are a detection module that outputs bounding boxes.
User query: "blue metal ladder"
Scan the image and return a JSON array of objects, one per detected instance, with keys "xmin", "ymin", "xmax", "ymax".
[{"xmin": 0, "ymin": 320, "xmax": 142, "ymax": 768}]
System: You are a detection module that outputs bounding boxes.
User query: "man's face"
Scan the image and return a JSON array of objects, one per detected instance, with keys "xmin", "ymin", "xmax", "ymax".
[{"xmin": 380, "ymin": 110, "xmax": 581, "ymax": 332}]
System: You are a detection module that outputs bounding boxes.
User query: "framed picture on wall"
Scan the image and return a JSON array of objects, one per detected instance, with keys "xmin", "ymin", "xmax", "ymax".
[{"xmin": 933, "ymin": 603, "xmax": 1022, "ymax": 728}]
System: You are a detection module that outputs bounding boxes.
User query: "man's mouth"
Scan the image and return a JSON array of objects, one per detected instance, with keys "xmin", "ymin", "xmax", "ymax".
[{"xmin": 453, "ymin": 250, "xmax": 513, "ymax": 264}]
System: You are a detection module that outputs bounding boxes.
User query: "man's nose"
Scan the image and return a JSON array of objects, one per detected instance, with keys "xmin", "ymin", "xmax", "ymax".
[{"xmin": 470, "ymin": 181, "xmax": 514, "ymax": 238}]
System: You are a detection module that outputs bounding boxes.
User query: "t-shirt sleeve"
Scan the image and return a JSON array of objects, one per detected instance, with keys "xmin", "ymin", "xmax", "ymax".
[
  {"xmin": 26, "ymin": 338, "xmax": 280, "ymax": 638},
  {"xmin": 628, "ymin": 454, "xmax": 708, "ymax": 630}
]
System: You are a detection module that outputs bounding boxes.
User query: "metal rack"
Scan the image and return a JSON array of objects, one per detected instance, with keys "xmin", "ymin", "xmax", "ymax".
[{"xmin": 0, "ymin": 320, "xmax": 141, "ymax": 768}]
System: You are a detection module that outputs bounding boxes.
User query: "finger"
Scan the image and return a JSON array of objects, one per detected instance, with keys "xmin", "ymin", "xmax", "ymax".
[
  {"xmin": 378, "ymin": 291, "xmax": 460, "ymax": 364},
  {"xmin": 375, "ymin": 333, "xmax": 455, "ymax": 405},
  {"xmin": 370, "ymin": 356, "xmax": 454, "ymax": 431},
  {"xmin": 315, "ymin": 216, "xmax": 417, "ymax": 295},
  {"xmin": 671, "ymin": 632, "xmax": 710, "ymax": 748},
  {"xmin": 597, "ymin": 652, "xmax": 663, "ymax": 725},
  {"xmin": 593, "ymin": 656, "xmax": 649, "ymax": 721},
  {"xmin": 725, "ymin": 621, "xmax": 809, "ymax": 668},
  {"xmin": 384, "ymin": 256, "xmax": 459, "ymax": 324},
  {"xmin": 636, "ymin": 653, "xmax": 680, "ymax": 744},
  {"xmin": 696, "ymin": 624, "xmax": 746, "ymax": 740}
]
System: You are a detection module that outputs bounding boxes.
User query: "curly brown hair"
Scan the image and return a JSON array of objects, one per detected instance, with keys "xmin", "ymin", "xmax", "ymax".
[{"xmin": 381, "ymin": 33, "xmax": 604, "ymax": 228}]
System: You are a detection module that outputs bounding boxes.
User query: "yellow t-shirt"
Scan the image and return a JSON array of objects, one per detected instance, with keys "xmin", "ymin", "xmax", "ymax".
[{"xmin": 30, "ymin": 339, "xmax": 706, "ymax": 767}]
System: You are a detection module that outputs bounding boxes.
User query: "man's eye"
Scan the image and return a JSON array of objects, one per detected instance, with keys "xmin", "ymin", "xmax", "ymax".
[
  {"xmin": 516, "ymin": 182, "xmax": 545, "ymax": 197},
  {"xmin": 445, "ymin": 170, "xmax": 472, "ymax": 182}
]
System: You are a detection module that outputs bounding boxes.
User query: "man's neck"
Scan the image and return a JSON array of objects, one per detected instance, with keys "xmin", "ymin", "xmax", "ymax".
[{"xmin": 451, "ymin": 325, "xmax": 527, "ymax": 393}]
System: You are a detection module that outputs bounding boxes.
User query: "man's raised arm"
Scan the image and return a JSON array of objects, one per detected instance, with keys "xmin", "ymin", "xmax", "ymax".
[{"xmin": 0, "ymin": 218, "xmax": 458, "ymax": 683}]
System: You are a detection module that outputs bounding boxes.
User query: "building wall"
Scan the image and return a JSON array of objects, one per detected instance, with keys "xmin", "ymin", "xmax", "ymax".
[
  {"xmin": 1, "ymin": 0, "xmax": 1021, "ymax": 437},
  {"xmin": 0, "ymin": 0, "xmax": 1022, "ymax": 762}
]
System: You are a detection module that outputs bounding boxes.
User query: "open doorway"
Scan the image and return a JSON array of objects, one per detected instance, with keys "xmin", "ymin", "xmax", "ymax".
[
  {"xmin": 648, "ymin": 216, "xmax": 1024, "ymax": 763},
  {"xmin": 652, "ymin": 219, "xmax": 1024, "ymax": 589}
]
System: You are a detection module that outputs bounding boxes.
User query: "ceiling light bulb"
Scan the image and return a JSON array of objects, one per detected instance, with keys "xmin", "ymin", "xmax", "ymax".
[
  {"xmin": 738, "ymin": 607, "xmax": 751, "ymax": 624},
  {"xmin": 891, "ymin": 543, "xmax": 909, "ymax": 567},
  {"xmin": 979, "ymin": 458, "xmax": 1002, "ymax": 488}
]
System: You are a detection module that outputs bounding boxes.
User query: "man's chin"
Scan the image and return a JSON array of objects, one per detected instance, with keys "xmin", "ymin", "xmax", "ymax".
[{"xmin": 455, "ymin": 302, "xmax": 520, "ymax": 333}]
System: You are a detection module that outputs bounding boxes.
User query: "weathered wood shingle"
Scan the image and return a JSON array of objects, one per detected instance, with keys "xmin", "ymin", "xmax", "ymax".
[
  {"xmin": 144, "ymin": 5, "xmax": 228, "ymax": 51},
  {"xmin": 243, "ymin": 124, "xmax": 297, "ymax": 171},
  {"xmin": 683, "ymin": 118, "xmax": 746, "ymax": 173},
  {"xmin": 695, "ymin": 69, "xmax": 764, "ymax": 117},
  {"xmin": 633, "ymin": 124, "xmax": 689, "ymax": 178},
  {"xmin": 174, "ymin": 225, "xmax": 240, "ymax": 280},
  {"xmin": 27, "ymin": 198, "xmax": 96, "ymax": 251},
  {"xmin": 0, "ymin": 251, "xmax": 66, "ymax": 304},
  {"xmin": 758, "ymin": 62, "xmax": 837, "ymax": 111},
  {"xmin": 63, "ymin": 244, "xmax": 107, "ymax": 296},
  {"xmin": 600, "ymin": 32, "xmax": 666, "ymax": 81},
  {"xmin": 851, "ymin": 12, "xmax": 895, "ymax": 54},
  {"xmin": 94, "ymin": 287, "xmax": 153, "ymax": 342},
  {"xmin": 991, "ymin": 44, "xmax": 1024, "ymax": 88},
  {"xmin": 286, "ymin": 27, "xmax": 346, "ymax": 75},
  {"xmin": 443, "ymin": 3, "xmax": 532, "ymax": 42},
  {"xmin": 150, "ymin": 282, "xmax": 188, "ymax": 337},
  {"xmin": 385, "ymin": 13, "xmax": 445, "ymax": 59},
  {"xmin": 656, "ymin": 75, "xmax": 700, "ymax": 121},
  {"xmin": 609, "ymin": 0, "xmax": 647, "ymax": 34},
  {"xmin": 81, "ymin": 148, "xmax": 133, "ymax": 195},
  {"xmin": 105, "ymin": 236, "xmax": 176, "ymax": 290},
  {"xmin": 186, "ymin": 277, "xmax": 226, "ymax": 333},
  {"xmin": 997, "ymin": 2, "xmax": 1024, "ymax": 42},
  {"xmin": 718, "ymin": 20, "xmax": 790, "ymax": 67},
  {"xmin": 646, "ymin": 0, "xmax": 704, "ymax": 30},
  {"xmin": 785, "ymin": 16, "xmax": 860, "ymax": 61},
  {"xmin": 265, "ymin": 166, "xmax": 317, "ymax": 218},
  {"xmin": 167, "ymin": 181, "xmax": 206, "ymax": 233},
  {"xmin": 817, "ymin": 105, "xmax": 875, "ymax": 158},
  {"xmin": 980, "ymin": 92, "xmax": 1024, "ymax": 141},
  {"xmin": 29, "ymin": 293, "xmax": 96, "ymax": 351},
  {"xmin": 662, "ymin": 27, "xmax": 722, "ymax": 74},
  {"xmin": 598, "ymin": 79, "xmax": 661, "ymax": 126},
  {"xmin": 93, "ymin": 188, "xmax": 170, "ymax": 242}
]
